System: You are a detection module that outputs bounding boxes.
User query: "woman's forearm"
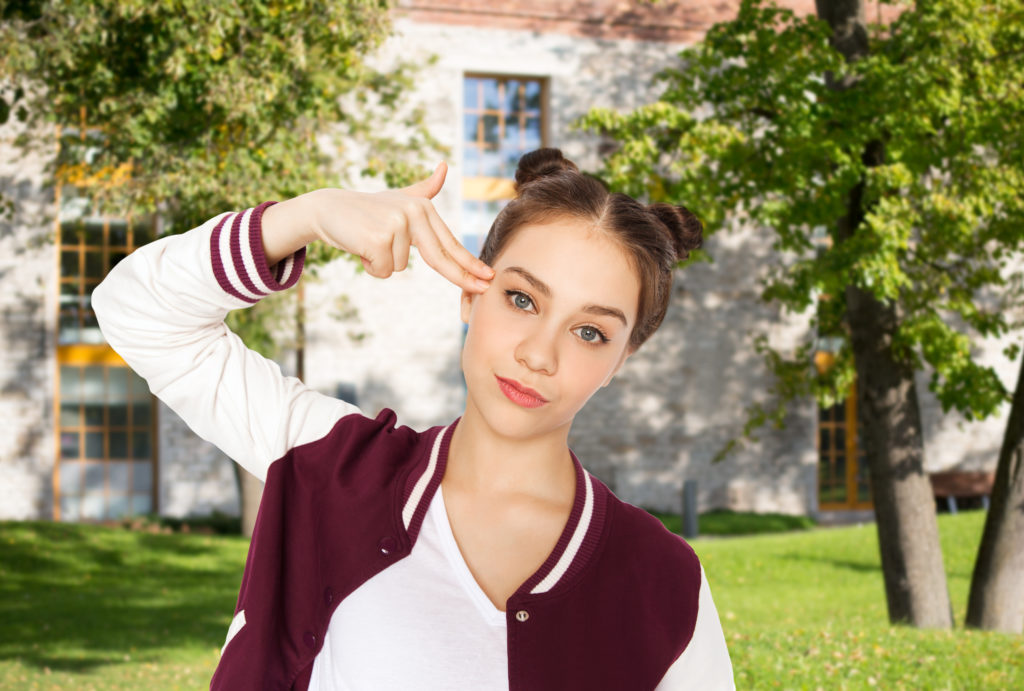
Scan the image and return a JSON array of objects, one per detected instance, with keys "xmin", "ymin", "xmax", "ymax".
[{"xmin": 261, "ymin": 190, "xmax": 323, "ymax": 266}]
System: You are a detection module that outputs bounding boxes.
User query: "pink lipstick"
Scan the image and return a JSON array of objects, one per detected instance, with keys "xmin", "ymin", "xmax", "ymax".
[{"xmin": 496, "ymin": 375, "xmax": 548, "ymax": 408}]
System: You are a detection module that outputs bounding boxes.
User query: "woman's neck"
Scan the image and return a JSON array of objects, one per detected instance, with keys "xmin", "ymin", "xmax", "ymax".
[{"xmin": 444, "ymin": 402, "xmax": 577, "ymax": 506}]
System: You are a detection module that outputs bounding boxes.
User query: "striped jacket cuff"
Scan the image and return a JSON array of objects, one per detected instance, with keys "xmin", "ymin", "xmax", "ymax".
[{"xmin": 210, "ymin": 202, "xmax": 305, "ymax": 303}]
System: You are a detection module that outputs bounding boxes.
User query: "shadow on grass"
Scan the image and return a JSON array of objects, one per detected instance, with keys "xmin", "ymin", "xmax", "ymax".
[
  {"xmin": 780, "ymin": 551, "xmax": 880, "ymax": 574},
  {"xmin": 0, "ymin": 521, "xmax": 246, "ymax": 673}
]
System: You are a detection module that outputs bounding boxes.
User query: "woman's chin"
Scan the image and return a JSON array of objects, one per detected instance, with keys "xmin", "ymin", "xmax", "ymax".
[{"xmin": 465, "ymin": 402, "xmax": 572, "ymax": 444}]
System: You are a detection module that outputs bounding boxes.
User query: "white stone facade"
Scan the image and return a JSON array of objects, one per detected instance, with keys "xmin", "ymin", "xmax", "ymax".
[
  {"xmin": 0, "ymin": 122, "xmax": 57, "ymax": 519},
  {"xmin": 304, "ymin": 19, "xmax": 823, "ymax": 515},
  {"xmin": 2, "ymin": 10, "xmax": 1019, "ymax": 521}
]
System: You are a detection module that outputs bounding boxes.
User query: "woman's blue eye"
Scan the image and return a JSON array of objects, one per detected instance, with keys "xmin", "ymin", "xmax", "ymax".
[
  {"xmin": 576, "ymin": 326, "xmax": 606, "ymax": 343},
  {"xmin": 511, "ymin": 292, "xmax": 533, "ymax": 310}
]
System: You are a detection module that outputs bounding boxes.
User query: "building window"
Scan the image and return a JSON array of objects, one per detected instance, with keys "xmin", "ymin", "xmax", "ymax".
[
  {"xmin": 54, "ymin": 125, "xmax": 158, "ymax": 521},
  {"xmin": 461, "ymin": 74, "xmax": 547, "ymax": 255},
  {"xmin": 56, "ymin": 359, "xmax": 156, "ymax": 520},
  {"xmin": 58, "ymin": 209, "xmax": 154, "ymax": 345},
  {"xmin": 815, "ymin": 352, "xmax": 871, "ymax": 510}
]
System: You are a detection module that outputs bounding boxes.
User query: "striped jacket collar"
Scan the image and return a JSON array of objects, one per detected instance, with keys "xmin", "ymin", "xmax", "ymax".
[{"xmin": 400, "ymin": 419, "xmax": 607, "ymax": 599}]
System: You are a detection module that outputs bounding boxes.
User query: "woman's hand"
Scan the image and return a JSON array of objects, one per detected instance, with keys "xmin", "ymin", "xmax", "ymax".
[{"xmin": 262, "ymin": 163, "xmax": 494, "ymax": 293}]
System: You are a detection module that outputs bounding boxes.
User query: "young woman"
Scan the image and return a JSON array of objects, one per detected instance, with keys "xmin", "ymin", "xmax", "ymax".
[{"xmin": 94, "ymin": 148, "xmax": 734, "ymax": 690}]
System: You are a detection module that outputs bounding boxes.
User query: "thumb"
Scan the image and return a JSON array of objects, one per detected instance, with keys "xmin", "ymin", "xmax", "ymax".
[{"xmin": 402, "ymin": 161, "xmax": 447, "ymax": 199}]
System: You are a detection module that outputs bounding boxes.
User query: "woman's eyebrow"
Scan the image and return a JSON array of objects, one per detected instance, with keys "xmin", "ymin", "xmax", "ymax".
[
  {"xmin": 504, "ymin": 266, "xmax": 551, "ymax": 297},
  {"xmin": 503, "ymin": 266, "xmax": 628, "ymax": 326},
  {"xmin": 583, "ymin": 304, "xmax": 628, "ymax": 326}
]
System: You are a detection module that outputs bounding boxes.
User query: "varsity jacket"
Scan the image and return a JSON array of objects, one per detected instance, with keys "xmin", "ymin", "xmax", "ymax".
[{"xmin": 92, "ymin": 204, "xmax": 735, "ymax": 690}]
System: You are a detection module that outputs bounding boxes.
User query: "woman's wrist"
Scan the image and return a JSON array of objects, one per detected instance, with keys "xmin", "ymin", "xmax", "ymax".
[{"xmin": 261, "ymin": 191, "xmax": 322, "ymax": 266}]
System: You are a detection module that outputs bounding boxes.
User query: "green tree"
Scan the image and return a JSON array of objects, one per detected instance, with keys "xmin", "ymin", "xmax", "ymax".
[
  {"xmin": 1, "ymin": 0, "xmax": 439, "ymax": 536},
  {"xmin": 581, "ymin": 0, "xmax": 1024, "ymax": 629},
  {"xmin": 1, "ymin": 0, "xmax": 434, "ymax": 227}
]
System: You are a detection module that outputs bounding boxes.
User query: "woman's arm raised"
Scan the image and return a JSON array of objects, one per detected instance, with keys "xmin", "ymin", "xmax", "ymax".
[
  {"xmin": 262, "ymin": 162, "xmax": 493, "ymax": 291},
  {"xmin": 93, "ymin": 164, "xmax": 491, "ymax": 481}
]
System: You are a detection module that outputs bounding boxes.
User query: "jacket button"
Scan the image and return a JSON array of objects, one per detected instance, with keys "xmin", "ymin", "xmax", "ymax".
[
  {"xmin": 323, "ymin": 588, "xmax": 334, "ymax": 606},
  {"xmin": 303, "ymin": 631, "xmax": 317, "ymax": 649},
  {"xmin": 378, "ymin": 537, "xmax": 397, "ymax": 555},
  {"xmin": 515, "ymin": 610, "xmax": 529, "ymax": 623}
]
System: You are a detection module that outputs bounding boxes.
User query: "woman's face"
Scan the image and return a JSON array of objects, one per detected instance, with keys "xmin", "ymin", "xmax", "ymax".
[{"xmin": 459, "ymin": 216, "xmax": 640, "ymax": 442}]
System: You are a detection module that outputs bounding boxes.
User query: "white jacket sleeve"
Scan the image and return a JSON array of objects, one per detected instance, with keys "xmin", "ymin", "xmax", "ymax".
[
  {"xmin": 655, "ymin": 566, "xmax": 736, "ymax": 690},
  {"xmin": 92, "ymin": 203, "xmax": 361, "ymax": 482}
]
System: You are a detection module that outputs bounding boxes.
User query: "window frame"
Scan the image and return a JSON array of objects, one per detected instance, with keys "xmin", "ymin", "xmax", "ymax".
[
  {"xmin": 54, "ymin": 349, "xmax": 160, "ymax": 521},
  {"xmin": 814, "ymin": 350, "xmax": 872, "ymax": 511},
  {"xmin": 52, "ymin": 124, "xmax": 159, "ymax": 522},
  {"xmin": 462, "ymin": 71, "xmax": 549, "ymax": 186},
  {"xmin": 459, "ymin": 72, "xmax": 548, "ymax": 255}
]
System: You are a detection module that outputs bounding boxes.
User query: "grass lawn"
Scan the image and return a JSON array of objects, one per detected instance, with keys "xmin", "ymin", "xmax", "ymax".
[
  {"xmin": 1, "ymin": 511, "xmax": 1021, "ymax": 690},
  {"xmin": 694, "ymin": 511, "xmax": 1024, "ymax": 689},
  {"xmin": 0, "ymin": 522, "xmax": 248, "ymax": 690}
]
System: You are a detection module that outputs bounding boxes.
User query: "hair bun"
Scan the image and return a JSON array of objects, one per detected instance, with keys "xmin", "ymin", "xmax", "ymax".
[
  {"xmin": 648, "ymin": 203, "xmax": 703, "ymax": 261},
  {"xmin": 514, "ymin": 148, "xmax": 579, "ymax": 192}
]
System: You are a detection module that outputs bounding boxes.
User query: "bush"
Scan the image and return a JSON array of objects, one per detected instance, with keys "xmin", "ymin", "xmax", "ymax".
[{"xmin": 650, "ymin": 508, "xmax": 816, "ymax": 536}]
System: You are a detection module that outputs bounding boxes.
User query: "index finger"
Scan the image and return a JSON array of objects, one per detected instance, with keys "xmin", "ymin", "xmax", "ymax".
[
  {"xmin": 413, "ymin": 205, "xmax": 494, "ymax": 292},
  {"xmin": 401, "ymin": 161, "xmax": 447, "ymax": 200}
]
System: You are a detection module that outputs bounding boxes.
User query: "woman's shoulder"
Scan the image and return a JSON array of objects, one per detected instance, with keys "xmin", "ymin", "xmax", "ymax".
[
  {"xmin": 599, "ymin": 481, "xmax": 701, "ymax": 569},
  {"xmin": 582, "ymin": 478, "xmax": 704, "ymax": 643},
  {"xmin": 278, "ymin": 407, "xmax": 448, "ymax": 482}
]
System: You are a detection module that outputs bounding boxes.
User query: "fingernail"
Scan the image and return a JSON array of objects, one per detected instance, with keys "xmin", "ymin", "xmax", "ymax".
[{"xmin": 475, "ymin": 279, "xmax": 490, "ymax": 291}]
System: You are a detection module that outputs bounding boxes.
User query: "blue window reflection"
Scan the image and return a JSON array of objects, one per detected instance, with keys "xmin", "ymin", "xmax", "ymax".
[{"xmin": 463, "ymin": 74, "xmax": 545, "ymax": 182}]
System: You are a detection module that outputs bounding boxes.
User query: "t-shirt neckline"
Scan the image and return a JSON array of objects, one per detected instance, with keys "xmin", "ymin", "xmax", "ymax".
[{"xmin": 432, "ymin": 486, "xmax": 508, "ymax": 626}]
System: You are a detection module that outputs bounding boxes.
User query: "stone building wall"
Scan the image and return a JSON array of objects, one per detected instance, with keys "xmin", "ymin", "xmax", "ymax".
[
  {"xmin": 395, "ymin": 0, "xmax": 901, "ymax": 41},
  {"xmin": 298, "ymin": 17, "xmax": 827, "ymax": 515},
  {"xmin": 205, "ymin": 13, "xmax": 1024, "ymax": 518},
  {"xmin": 1, "ymin": 2, "xmax": 1017, "ymax": 521},
  {"xmin": 918, "ymin": 283, "xmax": 1024, "ymax": 474},
  {"xmin": 156, "ymin": 401, "xmax": 240, "ymax": 519},
  {"xmin": 0, "ymin": 123, "xmax": 57, "ymax": 519}
]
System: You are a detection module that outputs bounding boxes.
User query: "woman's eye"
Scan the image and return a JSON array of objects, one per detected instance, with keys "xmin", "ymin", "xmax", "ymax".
[
  {"xmin": 507, "ymin": 291, "xmax": 534, "ymax": 311},
  {"xmin": 575, "ymin": 326, "xmax": 607, "ymax": 344}
]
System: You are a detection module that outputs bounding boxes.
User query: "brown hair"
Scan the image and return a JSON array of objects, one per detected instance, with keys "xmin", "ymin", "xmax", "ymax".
[{"xmin": 478, "ymin": 148, "xmax": 702, "ymax": 352}]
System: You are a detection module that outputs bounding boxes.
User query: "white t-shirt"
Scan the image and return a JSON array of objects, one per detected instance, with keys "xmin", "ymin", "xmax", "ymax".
[
  {"xmin": 308, "ymin": 486, "xmax": 732, "ymax": 690},
  {"xmin": 308, "ymin": 486, "xmax": 507, "ymax": 690}
]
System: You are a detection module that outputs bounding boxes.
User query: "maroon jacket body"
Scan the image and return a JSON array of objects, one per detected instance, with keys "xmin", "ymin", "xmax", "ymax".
[{"xmin": 211, "ymin": 411, "xmax": 702, "ymax": 690}]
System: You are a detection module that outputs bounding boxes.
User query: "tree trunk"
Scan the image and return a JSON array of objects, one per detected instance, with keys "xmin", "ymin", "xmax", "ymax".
[
  {"xmin": 232, "ymin": 286, "xmax": 301, "ymax": 539},
  {"xmin": 818, "ymin": 0, "xmax": 952, "ymax": 628},
  {"xmin": 234, "ymin": 464, "xmax": 264, "ymax": 539},
  {"xmin": 846, "ymin": 285, "xmax": 953, "ymax": 628},
  {"xmin": 966, "ymin": 358, "xmax": 1024, "ymax": 632},
  {"xmin": 814, "ymin": 0, "xmax": 869, "ymax": 66}
]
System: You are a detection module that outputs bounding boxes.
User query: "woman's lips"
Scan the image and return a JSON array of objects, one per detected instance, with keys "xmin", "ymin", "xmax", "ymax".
[{"xmin": 495, "ymin": 375, "xmax": 548, "ymax": 408}]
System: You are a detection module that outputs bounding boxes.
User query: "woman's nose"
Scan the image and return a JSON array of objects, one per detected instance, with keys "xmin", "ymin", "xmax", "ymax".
[{"xmin": 514, "ymin": 327, "xmax": 557, "ymax": 375}]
